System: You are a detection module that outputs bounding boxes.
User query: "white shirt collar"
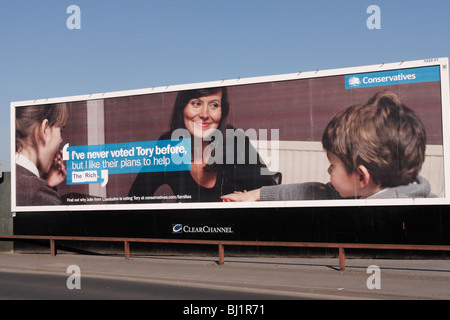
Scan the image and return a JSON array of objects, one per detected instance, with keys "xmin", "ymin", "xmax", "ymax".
[{"xmin": 16, "ymin": 153, "xmax": 40, "ymax": 178}]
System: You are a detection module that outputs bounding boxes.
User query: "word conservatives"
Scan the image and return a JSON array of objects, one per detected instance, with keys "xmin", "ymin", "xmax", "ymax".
[
  {"xmin": 345, "ymin": 65, "xmax": 440, "ymax": 89},
  {"xmin": 350, "ymin": 72, "xmax": 416, "ymax": 86}
]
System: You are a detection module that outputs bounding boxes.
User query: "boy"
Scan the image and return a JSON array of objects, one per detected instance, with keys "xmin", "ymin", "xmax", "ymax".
[{"xmin": 221, "ymin": 91, "xmax": 435, "ymax": 201}]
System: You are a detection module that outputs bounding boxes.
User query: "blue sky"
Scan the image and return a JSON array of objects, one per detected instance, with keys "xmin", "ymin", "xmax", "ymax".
[{"xmin": 2, "ymin": 0, "xmax": 449, "ymax": 171}]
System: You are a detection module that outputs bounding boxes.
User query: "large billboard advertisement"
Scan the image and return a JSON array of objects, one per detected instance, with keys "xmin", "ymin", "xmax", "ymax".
[{"xmin": 11, "ymin": 58, "xmax": 450, "ymax": 212}]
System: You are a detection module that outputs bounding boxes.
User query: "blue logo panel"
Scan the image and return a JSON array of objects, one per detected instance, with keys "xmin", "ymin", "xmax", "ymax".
[{"xmin": 345, "ymin": 66, "xmax": 440, "ymax": 89}]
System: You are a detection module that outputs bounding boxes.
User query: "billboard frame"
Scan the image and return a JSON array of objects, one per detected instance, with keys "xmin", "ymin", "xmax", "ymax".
[{"xmin": 11, "ymin": 57, "xmax": 450, "ymax": 213}]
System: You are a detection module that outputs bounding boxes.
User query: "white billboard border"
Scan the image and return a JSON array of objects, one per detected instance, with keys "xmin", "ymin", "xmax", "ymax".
[{"xmin": 10, "ymin": 57, "xmax": 450, "ymax": 213}]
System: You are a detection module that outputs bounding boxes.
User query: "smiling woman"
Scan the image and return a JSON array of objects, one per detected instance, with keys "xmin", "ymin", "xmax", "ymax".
[
  {"xmin": 183, "ymin": 91, "xmax": 223, "ymax": 139},
  {"xmin": 128, "ymin": 87, "xmax": 277, "ymax": 202}
]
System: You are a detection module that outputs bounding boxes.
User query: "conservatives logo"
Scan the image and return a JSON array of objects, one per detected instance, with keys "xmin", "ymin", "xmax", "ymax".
[
  {"xmin": 348, "ymin": 76, "xmax": 362, "ymax": 87},
  {"xmin": 345, "ymin": 66, "xmax": 440, "ymax": 89},
  {"xmin": 172, "ymin": 224, "xmax": 233, "ymax": 234}
]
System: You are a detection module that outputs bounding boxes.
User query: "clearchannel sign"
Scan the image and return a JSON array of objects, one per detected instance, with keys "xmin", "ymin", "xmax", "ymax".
[
  {"xmin": 172, "ymin": 224, "xmax": 234, "ymax": 234},
  {"xmin": 345, "ymin": 66, "xmax": 440, "ymax": 89}
]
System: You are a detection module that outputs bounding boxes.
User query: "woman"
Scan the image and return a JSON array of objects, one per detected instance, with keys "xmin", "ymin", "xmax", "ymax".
[
  {"xmin": 128, "ymin": 87, "xmax": 277, "ymax": 202},
  {"xmin": 15, "ymin": 103, "xmax": 68, "ymax": 206}
]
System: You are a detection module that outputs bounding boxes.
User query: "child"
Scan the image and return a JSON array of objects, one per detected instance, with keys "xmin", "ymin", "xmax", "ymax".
[
  {"xmin": 221, "ymin": 91, "xmax": 435, "ymax": 201},
  {"xmin": 15, "ymin": 103, "xmax": 68, "ymax": 206}
]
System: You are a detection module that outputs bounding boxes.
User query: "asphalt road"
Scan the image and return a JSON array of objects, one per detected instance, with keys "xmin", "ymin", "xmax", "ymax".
[
  {"xmin": 0, "ymin": 270, "xmax": 304, "ymax": 300},
  {"xmin": 0, "ymin": 252, "xmax": 449, "ymax": 302}
]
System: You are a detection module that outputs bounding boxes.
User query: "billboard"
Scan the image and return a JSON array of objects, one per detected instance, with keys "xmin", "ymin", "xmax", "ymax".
[{"xmin": 11, "ymin": 58, "xmax": 450, "ymax": 212}]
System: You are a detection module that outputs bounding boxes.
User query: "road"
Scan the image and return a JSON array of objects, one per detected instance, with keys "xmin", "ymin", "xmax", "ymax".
[
  {"xmin": 0, "ymin": 270, "xmax": 303, "ymax": 300},
  {"xmin": 0, "ymin": 252, "xmax": 449, "ymax": 302}
]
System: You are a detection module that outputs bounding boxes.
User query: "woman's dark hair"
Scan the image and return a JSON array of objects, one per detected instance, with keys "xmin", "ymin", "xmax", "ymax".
[
  {"xmin": 169, "ymin": 87, "xmax": 230, "ymax": 171},
  {"xmin": 169, "ymin": 87, "xmax": 230, "ymax": 133}
]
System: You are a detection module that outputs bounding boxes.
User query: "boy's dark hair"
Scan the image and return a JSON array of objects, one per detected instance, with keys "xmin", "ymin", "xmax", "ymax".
[{"xmin": 322, "ymin": 91, "xmax": 426, "ymax": 188}]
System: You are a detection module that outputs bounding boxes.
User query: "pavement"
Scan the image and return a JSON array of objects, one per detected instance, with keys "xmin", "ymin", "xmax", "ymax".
[{"xmin": 0, "ymin": 251, "xmax": 449, "ymax": 300}]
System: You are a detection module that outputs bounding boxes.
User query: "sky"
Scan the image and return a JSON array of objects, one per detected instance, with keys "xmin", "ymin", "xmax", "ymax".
[{"xmin": 1, "ymin": 0, "xmax": 449, "ymax": 171}]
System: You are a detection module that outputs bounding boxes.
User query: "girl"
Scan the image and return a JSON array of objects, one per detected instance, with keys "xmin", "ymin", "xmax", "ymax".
[{"xmin": 15, "ymin": 103, "xmax": 68, "ymax": 206}]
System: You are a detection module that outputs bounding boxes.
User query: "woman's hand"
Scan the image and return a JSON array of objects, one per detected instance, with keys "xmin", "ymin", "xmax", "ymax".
[
  {"xmin": 46, "ymin": 150, "xmax": 67, "ymax": 188},
  {"xmin": 221, "ymin": 189, "xmax": 261, "ymax": 202}
]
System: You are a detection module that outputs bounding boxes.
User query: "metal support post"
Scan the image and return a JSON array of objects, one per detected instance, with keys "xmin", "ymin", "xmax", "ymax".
[
  {"xmin": 339, "ymin": 247, "xmax": 345, "ymax": 271},
  {"xmin": 50, "ymin": 239, "xmax": 56, "ymax": 257},
  {"xmin": 124, "ymin": 240, "xmax": 130, "ymax": 260},
  {"xmin": 218, "ymin": 243, "xmax": 224, "ymax": 265}
]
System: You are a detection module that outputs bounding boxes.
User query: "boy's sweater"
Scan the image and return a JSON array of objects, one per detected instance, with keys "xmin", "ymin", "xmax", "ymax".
[{"xmin": 260, "ymin": 176, "xmax": 436, "ymax": 201}]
